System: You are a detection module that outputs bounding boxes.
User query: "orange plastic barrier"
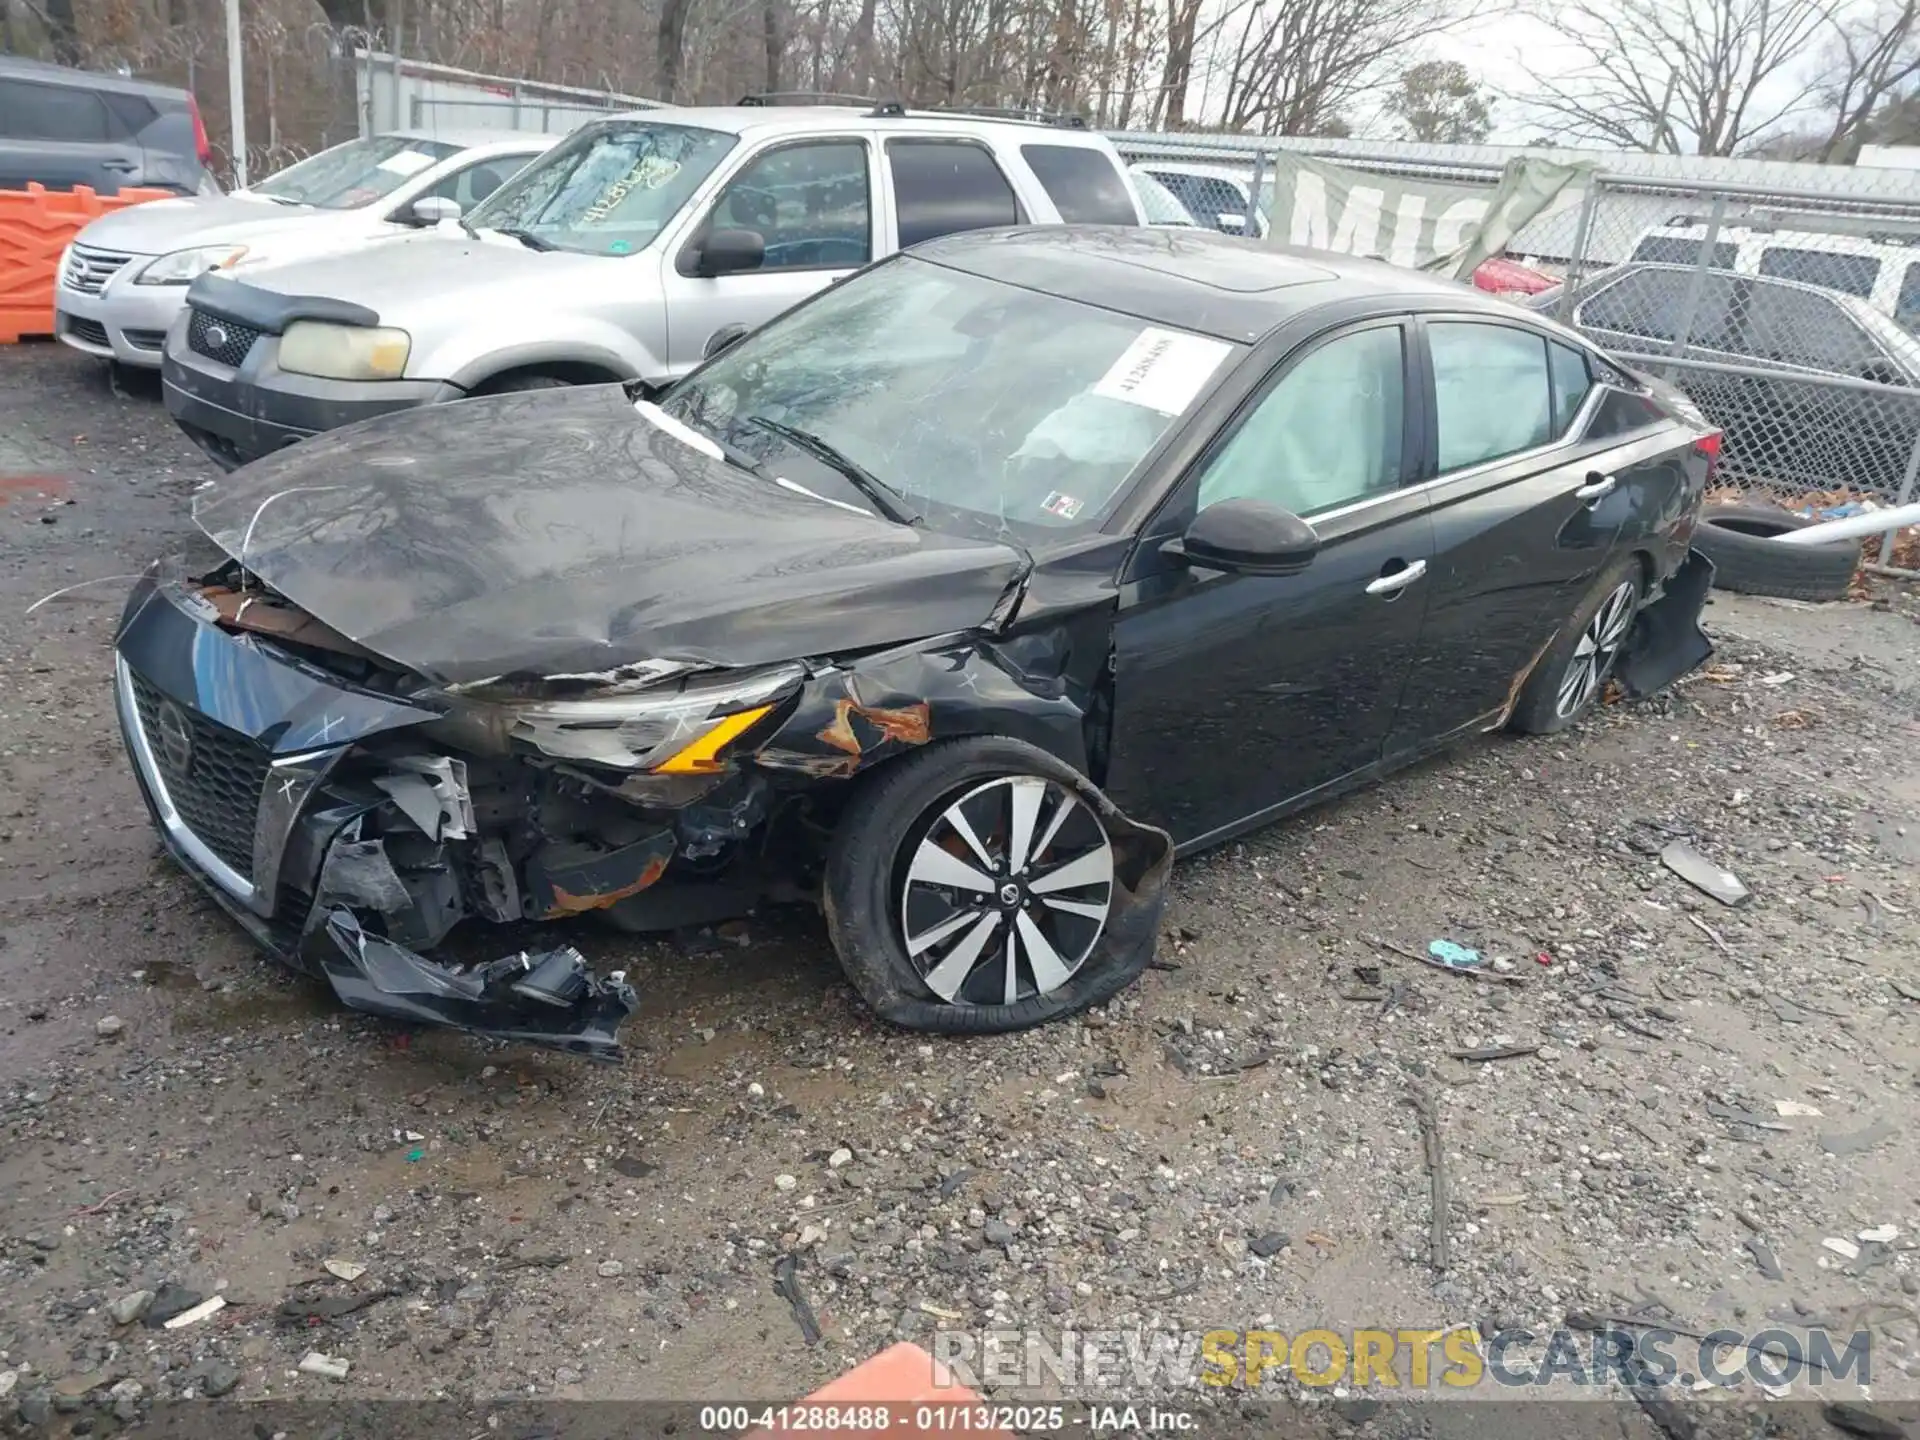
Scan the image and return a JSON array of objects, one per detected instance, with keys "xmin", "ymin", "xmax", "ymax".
[
  {"xmin": 748, "ymin": 1342, "xmax": 1014, "ymax": 1439},
  {"xmin": 0, "ymin": 182, "xmax": 173, "ymax": 344}
]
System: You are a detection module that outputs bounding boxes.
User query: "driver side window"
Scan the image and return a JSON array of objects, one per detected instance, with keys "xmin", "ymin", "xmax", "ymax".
[
  {"xmin": 1196, "ymin": 325, "xmax": 1406, "ymax": 517},
  {"xmin": 705, "ymin": 140, "xmax": 872, "ymax": 274}
]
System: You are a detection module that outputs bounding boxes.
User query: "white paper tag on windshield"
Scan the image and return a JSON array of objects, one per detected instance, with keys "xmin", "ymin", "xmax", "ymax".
[
  {"xmin": 376, "ymin": 149, "xmax": 437, "ymax": 177},
  {"xmin": 1091, "ymin": 327, "xmax": 1233, "ymax": 415}
]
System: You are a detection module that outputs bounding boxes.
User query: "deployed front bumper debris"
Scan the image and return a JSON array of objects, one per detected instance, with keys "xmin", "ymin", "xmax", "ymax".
[{"xmin": 320, "ymin": 911, "xmax": 637, "ymax": 1061}]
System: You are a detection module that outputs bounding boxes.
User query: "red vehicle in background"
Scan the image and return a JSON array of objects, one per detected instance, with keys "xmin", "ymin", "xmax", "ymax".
[{"xmin": 1473, "ymin": 256, "xmax": 1557, "ymax": 296}]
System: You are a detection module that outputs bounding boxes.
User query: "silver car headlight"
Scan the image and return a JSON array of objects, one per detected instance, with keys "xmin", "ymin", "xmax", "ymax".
[
  {"xmin": 278, "ymin": 321, "xmax": 411, "ymax": 381},
  {"xmin": 459, "ymin": 664, "xmax": 805, "ymax": 772},
  {"xmin": 135, "ymin": 244, "xmax": 248, "ymax": 285}
]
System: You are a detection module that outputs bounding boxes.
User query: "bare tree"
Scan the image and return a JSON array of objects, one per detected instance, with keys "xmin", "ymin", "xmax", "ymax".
[
  {"xmin": 1810, "ymin": 0, "xmax": 1920, "ymax": 158},
  {"xmin": 1214, "ymin": 0, "xmax": 1474, "ymax": 134},
  {"xmin": 657, "ymin": 0, "xmax": 694, "ymax": 100},
  {"xmin": 1525, "ymin": 0, "xmax": 1839, "ymax": 155}
]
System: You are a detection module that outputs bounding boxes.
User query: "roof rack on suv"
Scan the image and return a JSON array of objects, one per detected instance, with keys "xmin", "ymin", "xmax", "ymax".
[
  {"xmin": 737, "ymin": 90, "xmax": 890, "ymax": 108},
  {"xmin": 870, "ymin": 100, "xmax": 1088, "ymax": 128}
]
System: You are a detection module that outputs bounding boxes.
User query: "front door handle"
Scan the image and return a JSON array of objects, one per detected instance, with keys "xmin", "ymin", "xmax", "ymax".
[
  {"xmin": 1574, "ymin": 473, "xmax": 1617, "ymax": 501},
  {"xmin": 1365, "ymin": 559, "xmax": 1427, "ymax": 595}
]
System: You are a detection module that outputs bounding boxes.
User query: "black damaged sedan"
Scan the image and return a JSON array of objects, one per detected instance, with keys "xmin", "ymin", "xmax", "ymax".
[{"xmin": 115, "ymin": 227, "xmax": 1718, "ymax": 1058}]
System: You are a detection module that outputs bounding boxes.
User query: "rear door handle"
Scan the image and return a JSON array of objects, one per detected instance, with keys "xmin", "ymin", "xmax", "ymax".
[
  {"xmin": 1575, "ymin": 473, "xmax": 1617, "ymax": 501},
  {"xmin": 1365, "ymin": 559, "xmax": 1427, "ymax": 595}
]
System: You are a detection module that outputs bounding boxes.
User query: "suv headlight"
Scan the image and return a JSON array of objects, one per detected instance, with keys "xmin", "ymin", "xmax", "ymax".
[
  {"xmin": 135, "ymin": 244, "xmax": 247, "ymax": 285},
  {"xmin": 466, "ymin": 664, "xmax": 804, "ymax": 772},
  {"xmin": 278, "ymin": 321, "xmax": 411, "ymax": 381}
]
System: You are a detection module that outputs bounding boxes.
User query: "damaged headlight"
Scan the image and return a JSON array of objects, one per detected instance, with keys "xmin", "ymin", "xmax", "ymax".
[
  {"xmin": 470, "ymin": 663, "xmax": 804, "ymax": 772},
  {"xmin": 279, "ymin": 321, "xmax": 411, "ymax": 381}
]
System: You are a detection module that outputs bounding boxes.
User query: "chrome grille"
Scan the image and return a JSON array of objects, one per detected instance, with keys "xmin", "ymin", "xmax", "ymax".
[
  {"xmin": 187, "ymin": 307, "xmax": 261, "ymax": 368},
  {"xmin": 63, "ymin": 243, "xmax": 135, "ymax": 295},
  {"xmin": 128, "ymin": 672, "xmax": 268, "ymax": 879}
]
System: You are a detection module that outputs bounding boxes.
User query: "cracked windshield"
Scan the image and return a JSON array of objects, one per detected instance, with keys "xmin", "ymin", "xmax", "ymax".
[
  {"xmin": 463, "ymin": 121, "xmax": 737, "ymax": 255},
  {"xmin": 659, "ymin": 254, "xmax": 1241, "ymax": 536}
]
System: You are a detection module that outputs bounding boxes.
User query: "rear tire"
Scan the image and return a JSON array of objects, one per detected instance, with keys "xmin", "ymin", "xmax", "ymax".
[
  {"xmin": 1508, "ymin": 556, "xmax": 1643, "ymax": 736},
  {"xmin": 824, "ymin": 738, "xmax": 1158, "ymax": 1034},
  {"xmin": 1694, "ymin": 503, "xmax": 1859, "ymax": 602}
]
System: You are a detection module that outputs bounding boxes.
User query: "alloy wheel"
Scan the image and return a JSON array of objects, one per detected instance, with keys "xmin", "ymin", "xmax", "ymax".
[
  {"xmin": 1556, "ymin": 579, "xmax": 1637, "ymax": 719},
  {"xmin": 898, "ymin": 775, "xmax": 1114, "ymax": 1006}
]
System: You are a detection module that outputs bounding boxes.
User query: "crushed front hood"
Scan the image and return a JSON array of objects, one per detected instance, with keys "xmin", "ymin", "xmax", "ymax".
[{"xmin": 191, "ymin": 383, "xmax": 1027, "ymax": 684}]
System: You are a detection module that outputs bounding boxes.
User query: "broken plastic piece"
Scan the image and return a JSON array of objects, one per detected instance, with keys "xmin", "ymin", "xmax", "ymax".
[
  {"xmin": 1427, "ymin": 939, "xmax": 1482, "ymax": 969},
  {"xmin": 1660, "ymin": 841, "xmax": 1751, "ymax": 907},
  {"xmin": 322, "ymin": 1259, "xmax": 366, "ymax": 1281},
  {"xmin": 298, "ymin": 1352, "xmax": 351, "ymax": 1381},
  {"xmin": 319, "ymin": 910, "xmax": 636, "ymax": 1061},
  {"xmin": 161, "ymin": 1295, "xmax": 226, "ymax": 1329}
]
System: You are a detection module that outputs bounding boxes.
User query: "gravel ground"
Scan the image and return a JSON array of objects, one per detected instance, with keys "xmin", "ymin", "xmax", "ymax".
[{"xmin": 3, "ymin": 342, "xmax": 1920, "ymax": 1439}]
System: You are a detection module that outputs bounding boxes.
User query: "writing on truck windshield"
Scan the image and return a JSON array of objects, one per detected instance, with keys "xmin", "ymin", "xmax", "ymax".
[{"xmin": 465, "ymin": 122, "xmax": 737, "ymax": 255}]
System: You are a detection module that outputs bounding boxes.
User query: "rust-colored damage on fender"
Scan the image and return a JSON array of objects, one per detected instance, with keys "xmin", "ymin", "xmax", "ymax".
[
  {"xmin": 818, "ymin": 694, "xmax": 933, "ymax": 757},
  {"xmin": 755, "ymin": 635, "xmax": 1094, "ymax": 782}
]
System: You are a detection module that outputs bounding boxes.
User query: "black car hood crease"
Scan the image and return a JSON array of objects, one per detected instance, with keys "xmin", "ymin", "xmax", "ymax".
[{"xmin": 190, "ymin": 385, "xmax": 1029, "ymax": 685}]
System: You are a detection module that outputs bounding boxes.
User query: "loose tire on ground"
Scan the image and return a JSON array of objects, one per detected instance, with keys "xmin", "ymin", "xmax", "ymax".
[
  {"xmin": 1694, "ymin": 503, "xmax": 1859, "ymax": 602},
  {"xmin": 1508, "ymin": 555, "xmax": 1643, "ymax": 736},
  {"xmin": 823, "ymin": 737, "xmax": 1171, "ymax": 1035}
]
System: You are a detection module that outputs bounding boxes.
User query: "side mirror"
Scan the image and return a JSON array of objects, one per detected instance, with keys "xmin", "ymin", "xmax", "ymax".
[
  {"xmin": 409, "ymin": 195, "xmax": 462, "ymax": 226},
  {"xmin": 704, "ymin": 323, "xmax": 750, "ymax": 359},
  {"xmin": 696, "ymin": 227, "xmax": 765, "ymax": 278},
  {"xmin": 1162, "ymin": 497, "xmax": 1319, "ymax": 577}
]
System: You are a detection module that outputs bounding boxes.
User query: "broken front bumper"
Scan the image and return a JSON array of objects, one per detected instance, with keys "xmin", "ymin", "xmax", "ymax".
[{"xmin": 113, "ymin": 573, "xmax": 638, "ymax": 1059}]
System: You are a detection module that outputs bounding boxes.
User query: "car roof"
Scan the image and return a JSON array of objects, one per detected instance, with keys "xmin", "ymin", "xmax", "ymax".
[
  {"xmin": 913, "ymin": 226, "xmax": 1498, "ymax": 343},
  {"xmin": 592, "ymin": 104, "xmax": 1118, "ymax": 144},
  {"xmin": 0, "ymin": 54, "xmax": 191, "ymax": 102},
  {"xmin": 384, "ymin": 128, "xmax": 560, "ymax": 153}
]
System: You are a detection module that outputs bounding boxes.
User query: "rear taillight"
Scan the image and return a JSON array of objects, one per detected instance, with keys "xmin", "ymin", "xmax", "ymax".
[
  {"xmin": 1695, "ymin": 431, "xmax": 1722, "ymax": 482},
  {"xmin": 188, "ymin": 95, "xmax": 212, "ymax": 169}
]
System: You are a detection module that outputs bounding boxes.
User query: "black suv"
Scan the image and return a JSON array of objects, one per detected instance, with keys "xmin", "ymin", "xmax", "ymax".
[{"xmin": 0, "ymin": 55, "xmax": 215, "ymax": 195}]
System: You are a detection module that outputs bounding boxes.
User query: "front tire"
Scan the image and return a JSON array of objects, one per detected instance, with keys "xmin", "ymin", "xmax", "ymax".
[
  {"xmin": 824, "ymin": 738, "xmax": 1166, "ymax": 1034},
  {"xmin": 1508, "ymin": 557, "xmax": 1643, "ymax": 735}
]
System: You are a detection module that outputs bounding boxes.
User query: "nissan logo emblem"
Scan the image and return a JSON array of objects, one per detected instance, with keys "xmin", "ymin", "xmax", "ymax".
[
  {"xmin": 153, "ymin": 699, "xmax": 194, "ymax": 774},
  {"xmin": 204, "ymin": 323, "xmax": 229, "ymax": 349}
]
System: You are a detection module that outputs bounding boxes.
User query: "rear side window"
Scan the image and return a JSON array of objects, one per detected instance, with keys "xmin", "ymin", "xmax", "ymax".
[
  {"xmin": 1632, "ymin": 234, "xmax": 1737, "ymax": 269},
  {"xmin": 1548, "ymin": 342, "xmax": 1592, "ymax": 433},
  {"xmin": 1020, "ymin": 144, "xmax": 1135, "ymax": 224},
  {"xmin": 1581, "ymin": 270, "xmax": 1735, "ymax": 348},
  {"xmin": 888, "ymin": 141, "xmax": 1021, "ymax": 248},
  {"xmin": 1741, "ymin": 285, "xmax": 1883, "ymax": 373},
  {"xmin": 1757, "ymin": 246, "xmax": 1880, "ymax": 298},
  {"xmin": 1430, "ymin": 322, "xmax": 1553, "ymax": 471},
  {"xmin": 0, "ymin": 79, "xmax": 113, "ymax": 142}
]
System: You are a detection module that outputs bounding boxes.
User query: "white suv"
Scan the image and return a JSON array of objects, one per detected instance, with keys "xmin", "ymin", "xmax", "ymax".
[{"xmin": 160, "ymin": 104, "xmax": 1149, "ymax": 470}]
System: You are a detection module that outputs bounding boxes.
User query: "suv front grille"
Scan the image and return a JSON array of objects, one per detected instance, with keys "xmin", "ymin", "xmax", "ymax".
[
  {"xmin": 129, "ymin": 672, "xmax": 269, "ymax": 879},
  {"xmin": 63, "ymin": 243, "xmax": 135, "ymax": 295},
  {"xmin": 187, "ymin": 308, "xmax": 262, "ymax": 368}
]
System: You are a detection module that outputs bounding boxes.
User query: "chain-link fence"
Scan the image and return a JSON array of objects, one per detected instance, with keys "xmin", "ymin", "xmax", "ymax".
[
  {"xmin": 1111, "ymin": 135, "xmax": 1920, "ymax": 567},
  {"xmin": 1543, "ymin": 177, "xmax": 1920, "ymax": 530}
]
